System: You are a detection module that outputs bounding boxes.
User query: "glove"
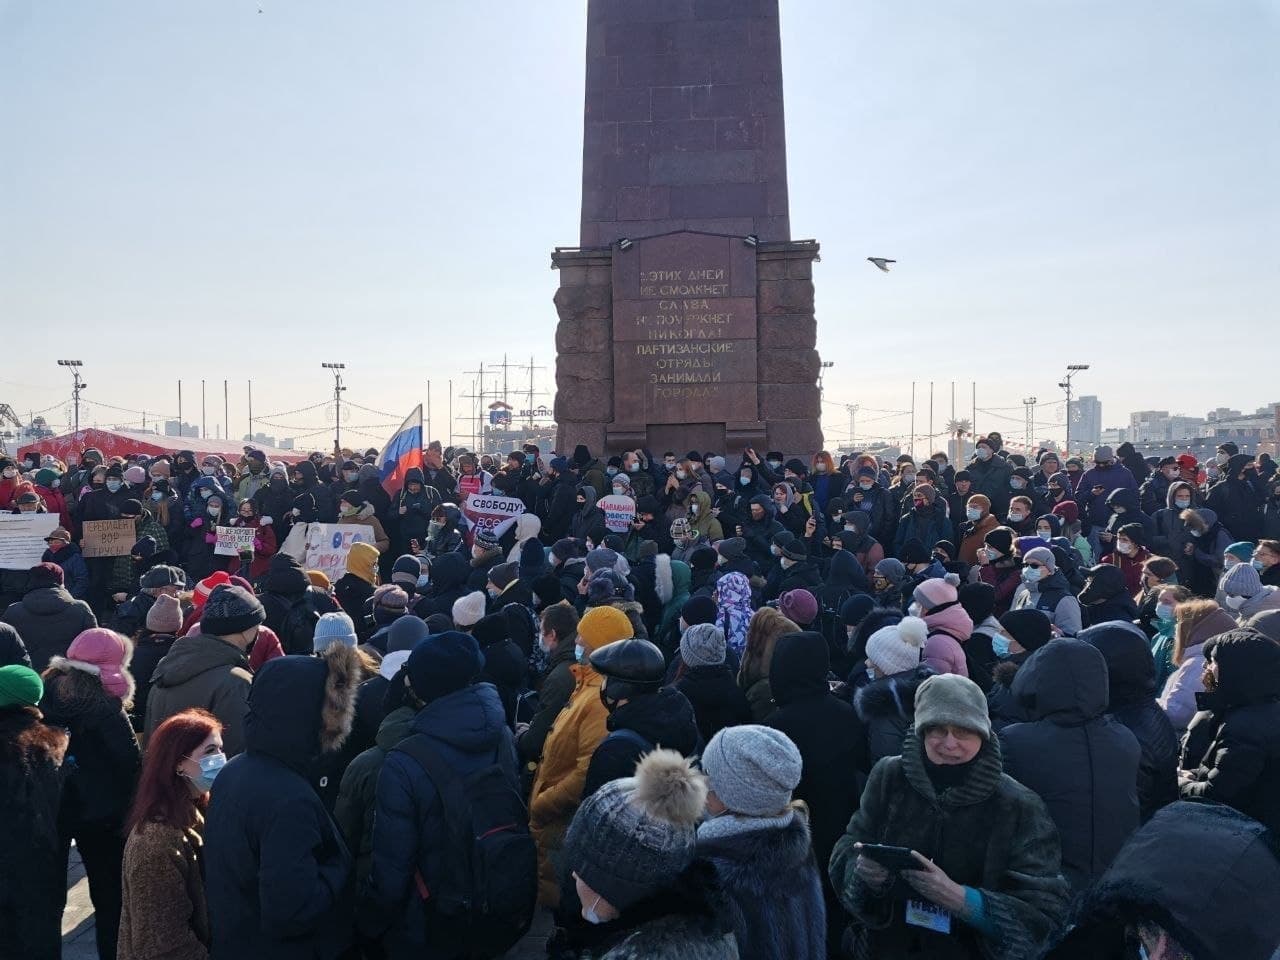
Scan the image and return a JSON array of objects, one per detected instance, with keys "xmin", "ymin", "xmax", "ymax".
[
  {"xmin": 253, "ymin": 538, "xmax": 264, "ymax": 551},
  {"xmin": 259, "ymin": 515, "xmax": 272, "ymax": 526},
  {"xmin": 205, "ymin": 532, "xmax": 217, "ymax": 545},
  {"xmin": 191, "ymin": 517, "xmax": 204, "ymax": 529}
]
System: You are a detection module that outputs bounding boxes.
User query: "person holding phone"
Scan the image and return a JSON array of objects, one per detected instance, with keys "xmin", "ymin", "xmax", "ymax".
[{"xmin": 829, "ymin": 674, "xmax": 1069, "ymax": 958}]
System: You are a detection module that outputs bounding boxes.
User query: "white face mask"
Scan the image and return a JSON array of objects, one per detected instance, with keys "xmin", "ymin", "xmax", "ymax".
[
  {"xmin": 1008, "ymin": 512, "xmax": 1026, "ymax": 523},
  {"xmin": 1224, "ymin": 594, "xmax": 1246, "ymax": 610},
  {"xmin": 675, "ymin": 469, "xmax": 687, "ymax": 480},
  {"xmin": 584, "ymin": 894, "xmax": 607, "ymax": 925},
  {"xmin": 975, "ymin": 447, "xmax": 992, "ymax": 461},
  {"xmin": 1116, "ymin": 541, "xmax": 1134, "ymax": 555},
  {"xmin": 965, "ymin": 507, "xmax": 982, "ymax": 521},
  {"xmin": 1174, "ymin": 498, "xmax": 1191, "ymax": 509},
  {"xmin": 859, "ymin": 480, "xmax": 874, "ymax": 491},
  {"xmin": 1036, "ymin": 528, "xmax": 1053, "ymax": 540}
]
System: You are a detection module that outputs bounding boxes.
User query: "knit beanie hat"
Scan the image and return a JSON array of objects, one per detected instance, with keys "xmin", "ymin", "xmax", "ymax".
[
  {"xmin": 473, "ymin": 526, "xmax": 501, "ymax": 551},
  {"xmin": 201, "ymin": 584, "xmax": 266, "ymax": 636},
  {"xmin": 373, "ymin": 584, "xmax": 409, "ymax": 613},
  {"xmin": 913, "ymin": 673, "xmax": 992, "ymax": 740},
  {"xmin": 131, "ymin": 536, "xmax": 157, "ymax": 560},
  {"xmin": 551, "ymin": 538, "xmax": 585, "ymax": 563},
  {"xmin": 839, "ymin": 593, "xmax": 876, "ymax": 628},
  {"xmin": 1021, "ymin": 546, "xmax": 1057, "ymax": 573},
  {"xmin": 874, "ymin": 557, "xmax": 907, "ymax": 585},
  {"xmin": 999, "ymin": 609, "xmax": 1054, "ymax": 652},
  {"xmin": 1225, "ymin": 542, "xmax": 1256, "ymax": 564},
  {"xmin": 688, "ymin": 545, "xmax": 717, "ymax": 572},
  {"xmin": 1051, "ymin": 501, "xmax": 1079, "ymax": 525},
  {"xmin": 451, "ymin": 591, "xmax": 488, "ymax": 628},
  {"xmin": 488, "ymin": 561, "xmax": 519, "ymax": 591},
  {"xmin": 565, "ymin": 750, "xmax": 706, "ymax": 912},
  {"xmin": 63, "ymin": 628, "xmax": 134, "ymax": 701},
  {"xmin": 406, "ymin": 630, "xmax": 483, "ymax": 703},
  {"xmin": 586, "ymin": 547, "xmax": 621, "ymax": 574},
  {"xmin": 680, "ymin": 594, "xmax": 718, "ymax": 626},
  {"xmin": 779, "ymin": 589, "xmax": 819, "ymax": 627},
  {"xmin": 913, "ymin": 578, "xmax": 958, "ymax": 613},
  {"xmin": 701, "ymin": 724, "xmax": 802, "ymax": 816},
  {"xmin": 145, "ymin": 594, "xmax": 183, "ymax": 634},
  {"xmin": 716, "ymin": 537, "xmax": 747, "ymax": 561},
  {"xmin": 578, "ymin": 605, "xmax": 634, "ymax": 654},
  {"xmin": 379, "ymin": 616, "xmax": 432, "ymax": 680},
  {"xmin": 781, "ymin": 539, "xmax": 809, "ymax": 562},
  {"xmin": 1221, "ymin": 562, "xmax": 1262, "ymax": 599},
  {"xmin": 140, "ymin": 565, "xmax": 186, "ymax": 590},
  {"xmin": 0, "ymin": 664, "xmax": 44, "ymax": 708},
  {"xmin": 307, "ymin": 570, "xmax": 332, "ymax": 590},
  {"xmin": 958, "ymin": 582, "xmax": 996, "ymax": 625},
  {"xmin": 680, "ymin": 622, "xmax": 726, "ymax": 667},
  {"xmin": 313, "ymin": 612, "xmax": 358, "ymax": 653},
  {"xmin": 193, "ymin": 570, "xmax": 232, "ymax": 610},
  {"xmin": 984, "ymin": 527, "xmax": 1015, "ymax": 556},
  {"xmin": 900, "ymin": 538, "xmax": 930, "ymax": 565},
  {"xmin": 392, "ymin": 554, "xmax": 423, "ymax": 588},
  {"xmin": 865, "ymin": 615, "xmax": 927, "ymax": 676},
  {"xmin": 27, "ymin": 561, "xmax": 64, "ymax": 590}
]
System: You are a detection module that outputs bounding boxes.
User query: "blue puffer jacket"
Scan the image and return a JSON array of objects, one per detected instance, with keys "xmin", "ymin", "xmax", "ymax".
[
  {"xmin": 362, "ymin": 682, "xmax": 518, "ymax": 958},
  {"xmin": 205, "ymin": 648, "xmax": 361, "ymax": 960}
]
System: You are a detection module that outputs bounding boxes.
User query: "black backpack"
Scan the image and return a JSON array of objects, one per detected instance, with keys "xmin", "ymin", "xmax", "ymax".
[
  {"xmin": 279, "ymin": 597, "xmax": 319, "ymax": 655},
  {"xmin": 391, "ymin": 733, "xmax": 537, "ymax": 959}
]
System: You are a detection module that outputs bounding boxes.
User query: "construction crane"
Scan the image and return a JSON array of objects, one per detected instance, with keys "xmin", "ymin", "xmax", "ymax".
[{"xmin": 0, "ymin": 404, "xmax": 25, "ymax": 455}]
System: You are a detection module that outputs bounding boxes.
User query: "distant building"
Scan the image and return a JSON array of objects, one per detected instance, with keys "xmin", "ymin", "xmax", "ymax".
[
  {"xmin": 1100, "ymin": 427, "xmax": 1128, "ymax": 447},
  {"xmin": 1069, "ymin": 395, "xmax": 1102, "ymax": 450},
  {"xmin": 1128, "ymin": 411, "xmax": 1208, "ymax": 444},
  {"xmin": 278, "ymin": 437, "xmax": 295, "ymax": 450},
  {"xmin": 242, "ymin": 431, "xmax": 278, "ymax": 448},
  {"xmin": 164, "ymin": 419, "xmax": 199, "ymax": 438}
]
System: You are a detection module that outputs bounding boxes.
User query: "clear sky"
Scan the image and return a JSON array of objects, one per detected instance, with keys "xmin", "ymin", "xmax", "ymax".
[{"xmin": 2, "ymin": 0, "xmax": 1276, "ymax": 453}]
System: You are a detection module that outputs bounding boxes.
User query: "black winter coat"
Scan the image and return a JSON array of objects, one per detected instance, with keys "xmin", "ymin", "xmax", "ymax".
[
  {"xmin": 411, "ymin": 552, "xmax": 470, "ymax": 619},
  {"xmin": 853, "ymin": 665, "xmax": 935, "ymax": 764},
  {"xmin": 127, "ymin": 633, "xmax": 176, "ymax": 733},
  {"xmin": 830, "ymin": 733, "xmax": 1070, "ymax": 960},
  {"xmin": 672, "ymin": 664, "xmax": 751, "ymax": 744},
  {"xmin": 1179, "ymin": 630, "xmax": 1280, "ymax": 834},
  {"xmin": 1000, "ymin": 639, "xmax": 1141, "ymax": 890},
  {"xmin": 204, "ymin": 650, "xmax": 360, "ymax": 960},
  {"xmin": 1, "ymin": 585, "xmax": 97, "ymax": 671},
  {"xmin": 583, "ymin": 686, "xmax": 700, "ymax": 798},
  {"xmin": 1078, "ymin": 621, "xmax": 1179, "ymax": 822},
  {"xmin": 0, "ymin": 706, "xmax": 69, "ymax": 960}
]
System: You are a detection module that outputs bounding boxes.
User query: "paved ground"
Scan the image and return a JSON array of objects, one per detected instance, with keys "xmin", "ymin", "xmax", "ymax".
[{"xmin": 63, "ymin": 844, "xmax": 552, "ymax": 959}]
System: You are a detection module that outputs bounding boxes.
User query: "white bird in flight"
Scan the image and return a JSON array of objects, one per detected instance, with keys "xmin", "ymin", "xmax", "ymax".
[{"xmin": 867, "ymin": 257, "xmax": 896, "ymax": 273}]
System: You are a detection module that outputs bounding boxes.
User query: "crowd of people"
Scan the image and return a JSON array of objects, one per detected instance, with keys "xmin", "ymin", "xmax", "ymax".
[{"xmin": 1, "ymin": 431, "xmax": 1279, "ymax": 960}]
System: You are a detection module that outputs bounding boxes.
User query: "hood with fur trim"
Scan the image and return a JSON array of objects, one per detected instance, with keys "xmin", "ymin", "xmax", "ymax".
[
  {"xmin": 854, "ymin": 664, "xmax": 936, "ymax": 723},
  {"xmin": 244, "ymin": 644, "xmax": 360, "ymax": 766}
]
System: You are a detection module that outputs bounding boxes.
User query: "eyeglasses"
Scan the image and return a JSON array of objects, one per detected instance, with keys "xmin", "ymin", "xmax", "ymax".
[{"xmin": 1025, "ymin": 562, "xmax": 1045, "ymax": 570}]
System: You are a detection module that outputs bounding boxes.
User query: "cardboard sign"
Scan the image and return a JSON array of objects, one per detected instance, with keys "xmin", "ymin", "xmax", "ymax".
[
  {"xmin": 302, "ymin": 523, "xmax": 376, "ymax": 583},
  {"xmin": 214, "ymin": 525, "xmax": 259, "ymax": 557},
  {"xmin": 81, "ymin": 518, "xmax": 137, "ymax": 558},
  {"xmin": 462, "ymin": 492, "xmax": 524, "ymax": 545},
  {"xmin": 599, "ymin": 494, "xmax": 637, "ymax": 534},
  {"xmin": 0, "ymin": 514, "xmax": 60, "ymax": 570}
]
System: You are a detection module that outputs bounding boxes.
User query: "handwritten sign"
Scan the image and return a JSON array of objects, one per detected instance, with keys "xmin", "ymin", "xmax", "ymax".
[
  {"xmin": 462, "ymin": 493, "xmax": 524, "ymax": 545},
  {"xmin": 0, "ymin": 514, "xmax": 60, "ymax": 570},
  {"xmin": 81, "ymin": 519, "xmax": 137, "ymax": 558},
  {"xmin": 214, "ymin": 525, "xmax": 258, "ymax": 558},
  {"xmin": 302, "ymin": 523, "xmax": 375, "ymax": 583},
  {"xmin": 599, "ymin": 494, "xmax": 637, "ymax": 534}
]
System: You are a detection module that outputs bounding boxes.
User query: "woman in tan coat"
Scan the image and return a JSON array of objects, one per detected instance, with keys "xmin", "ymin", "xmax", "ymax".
[
  {"xmin": 118, "ymin": 708, "xmax": 223, "ymax": 960},
  {"xmin": 736, "ymin": 606, "xmax": 800, "ymax": 720},
  {"xmin": 338, "ymin": 491, "xmax": 391, "ymax": 553}
]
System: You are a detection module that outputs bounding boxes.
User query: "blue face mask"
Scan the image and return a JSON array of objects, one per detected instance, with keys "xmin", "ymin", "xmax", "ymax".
[
  {"xmin": 739, "ymin": 476, "xmax": 751, "ymax": 486},
  {"xmin": 105, "ymin": 479, "xmax": 122, "ymax": 493},
  {"xmin": 574, "ymin": 643, "xmax": 586, "ymax": 663},
  {"xmin": 1022, "ymin": 566, "xmax": 1043, "ymax": 583},
  {"xmin": 151, "ymin": 490, "xmax": 165, "ymax": 501},
  {"xmin": 1254, "ymin": 559, "xmax": 1266, "ymax": 572},
  {"xmin": 187, "ymin": 752, "xmax": 226, "ymax": 793},
  {"xmin": 200, "ymin": 488, "xmax": 212, "ymax": 499},
  {"xmin": 991, "ymin": 635, "xmax": 1011, "ymax": 658},
  {"xmin": 416, "ymin": 574, "xmax": 431, "ymax": 590}
]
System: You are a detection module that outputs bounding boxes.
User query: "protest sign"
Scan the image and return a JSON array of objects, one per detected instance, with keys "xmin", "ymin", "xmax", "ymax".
[
  {"xmin": 462, "ymin": 493, "xmax": 524, "ymax": 545},
  {"xmin": 81, "ymin": 519, "xmax": 137, "ymax": 558},
  {"xmin": 303, "ymin": 523, "xmax": 376, "ymax": 583},
  {"xmin": 599, "ymin": 494, "xmax": 637, "ymax": 534},
  {"xmin": 0, "ymin": 514, "xmax": 59, "ymax": 570},
  {"xmin": 214, "ymin": 525, "xmax": 259, "ymax": 558}
]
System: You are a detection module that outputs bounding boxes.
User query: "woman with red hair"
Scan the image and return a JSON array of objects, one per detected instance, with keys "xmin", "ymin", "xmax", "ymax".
[{"xmin": 118, "ymin": 707, "xmax": 222, "ymax": 960}]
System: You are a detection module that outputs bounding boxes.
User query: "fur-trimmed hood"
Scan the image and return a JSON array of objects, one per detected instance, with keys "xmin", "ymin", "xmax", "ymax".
[
  {"xmin": 855, "ymin": 664, "xmax": 936, "ymax": 723},
  {"xmin": 653, "ymin": 552, "xmax": 674, "ymax": 606},
  {"xmin": 243, "ymin": 643, "xmax": 360, "ymax": 766},
  {"xmin": 697, "ymin": 809, "xmax": 814, "ymax": 890}
]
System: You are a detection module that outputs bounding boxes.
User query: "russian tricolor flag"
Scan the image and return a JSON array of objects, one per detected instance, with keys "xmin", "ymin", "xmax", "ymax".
[{"xmin": 375, "ymin": 404, "xmax": 425, "ymax": 494}]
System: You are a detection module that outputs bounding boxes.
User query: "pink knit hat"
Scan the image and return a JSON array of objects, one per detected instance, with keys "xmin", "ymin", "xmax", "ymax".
[
  {"xmin": 63, "ymin": 628, "xmax": 135, "ymax": 702},
  {"xmin": 913, "ymin": 577, "xmax": 958, "ymax": 612}
]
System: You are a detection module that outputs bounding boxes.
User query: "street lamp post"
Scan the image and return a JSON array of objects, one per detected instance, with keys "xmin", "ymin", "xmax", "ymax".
[
  {"xmin": 322, "ymin": 363, "xmax": 346, "ymax": 453},
  {"xmin": 1059, "ymin": 364, "xmax": 1090, "ymax": 455},
  {"xmin": 57, "ymin": 360, "xmax": 85, "ymax": 433}
]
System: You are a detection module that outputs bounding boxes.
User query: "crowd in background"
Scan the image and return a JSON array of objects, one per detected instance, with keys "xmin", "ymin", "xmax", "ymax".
[{"xmin": 1, "ymin": 430, "xmax": 1279, "ymax": 960}]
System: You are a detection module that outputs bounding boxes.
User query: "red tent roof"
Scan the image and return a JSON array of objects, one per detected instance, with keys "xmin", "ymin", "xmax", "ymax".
[{"xmin": 18, "ymin": 428, "xmax": 309, "ymax": 465}]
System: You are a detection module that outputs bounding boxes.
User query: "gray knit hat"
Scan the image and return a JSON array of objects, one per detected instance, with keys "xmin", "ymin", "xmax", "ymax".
[
  {"xmin": 201, "ymin": 585, "xmax": 265, "ymax": 637},
  {"xmin": 913, "ymin": 673, "xmax": 992, "ymax": 740},
  {"xmin": 313, "ymin": 612, "xmax": 358, "ymax": 653},
  {"xmin": 680, "ymin": 622, "xmax": 725, "ymax": 667},
  {"xmin": 1221, "ymin": 562, "xmax": 1262, "ymax": 599},
  {"xmin": 564, "ymin": 749, "xmax": 707, "ymax": 912},
  {"xmin": 586, "ymin": 547, "xmax": 620, "ymax": 573},
  {"xmin": 701, "ymin": 725, "xmax": 801, "ymax": 816},
  {"xmin": 1022, "ymin": 545, "xmax": 1056, "ymax": 573},
  {"xmin": 875, "ymin": 557, "xmax": 907, "ymax": 585},
  {"xmin": 473, "ymin": 526, "xmax": 501, "ymax": 551},
  {"xmin": 145, "ymin": 594, "xmax": 183, "ymax": 634}
]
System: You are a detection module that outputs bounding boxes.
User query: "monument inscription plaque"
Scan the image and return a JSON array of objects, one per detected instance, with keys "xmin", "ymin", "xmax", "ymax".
[{"xmin": 552, "ymin": 0, "xmax": 822, "ymax": 457}]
